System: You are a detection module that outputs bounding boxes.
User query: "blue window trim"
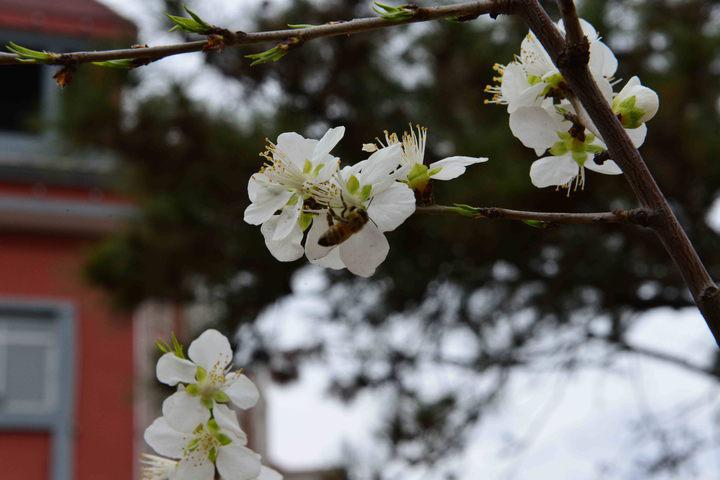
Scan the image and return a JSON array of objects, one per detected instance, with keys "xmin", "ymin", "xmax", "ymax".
[{"xmin": 0, "ymin": 299, "xmax": 75, "ymax": 480}]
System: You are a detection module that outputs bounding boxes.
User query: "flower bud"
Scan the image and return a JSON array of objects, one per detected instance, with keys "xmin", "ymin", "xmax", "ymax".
[{"xmin": 611, "ymin": 76, "xmax": 659, "ymax": 129}]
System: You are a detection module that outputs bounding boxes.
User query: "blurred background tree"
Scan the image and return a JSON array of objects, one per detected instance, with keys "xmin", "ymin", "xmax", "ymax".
[{"xmin": 62, "ymin": 0, "xmax": 720, "ymax": 477}]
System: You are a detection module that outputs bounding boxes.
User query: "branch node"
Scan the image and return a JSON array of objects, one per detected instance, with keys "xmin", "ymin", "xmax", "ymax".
[
  {"xmin": 701, "ymin": 285, "xmax": 720, "ymax": 303},
  {"xmin": 555, "ymin": 36, "xmax": 589, "ymax": 69},
  {"xmin": 490, "ymin": 0, "xmax": 517, "ymax": 19}
]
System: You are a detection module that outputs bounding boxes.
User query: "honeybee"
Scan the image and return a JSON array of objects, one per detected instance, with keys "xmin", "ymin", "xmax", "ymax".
[{"xmin": 318, "ymin": 206, "xmax": 369, "ymax": 247}]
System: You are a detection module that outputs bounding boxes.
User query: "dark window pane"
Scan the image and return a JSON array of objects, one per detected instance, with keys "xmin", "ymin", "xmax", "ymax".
[{"xmin": 0, "ymin": 64, "xmax": 42, "ymax": 133}]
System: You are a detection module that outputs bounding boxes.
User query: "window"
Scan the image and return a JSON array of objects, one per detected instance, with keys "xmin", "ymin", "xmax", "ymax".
[
  {"xmin": 0, "ymin": 64, "xmax": 43, "ymax": 134},
  {"xmin": 0, "ymin": 302, "xmax": 75, "ymax": 480},
  {"xmin": 0, "ymin": 315, "xmax": 60, "ymax": 415}
]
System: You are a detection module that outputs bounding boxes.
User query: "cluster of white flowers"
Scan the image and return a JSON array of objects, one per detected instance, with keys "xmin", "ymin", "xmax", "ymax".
[
  {"xmin": 143, "ymin": 329, "xmax": 281, "ymax": 480},
  {"xmin": 244, "ymin": 125, "xmax": 487, "ymax": 277},
  {"xmin": 486, "ymin": 19, "xmax": 659, "ymax": 191}
]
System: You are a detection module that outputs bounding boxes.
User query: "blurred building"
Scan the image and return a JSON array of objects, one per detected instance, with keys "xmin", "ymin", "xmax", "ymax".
[
  {"xmin": 0, "ymin": 1, "xmax": 137, "ymax": 480},
  {"xmin": 0, "ymin": 2, "xmax": 345, "ymax": 479}
]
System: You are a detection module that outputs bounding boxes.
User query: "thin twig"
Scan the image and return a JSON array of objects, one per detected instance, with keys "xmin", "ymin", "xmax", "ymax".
[
  {"xmin": 587, "ymin": 332, "xmax": 718, "ymax": 380},
  {"xmin": 417, "ymin": 205, "xmax": 654, "ymax": 226},
  {"xmin": 555, "ymin": 0, "xmax": 584, "ymax": 47},
  {"xmin": 0, "ymin": 1, "xmax": 511, "ymax": 66}
]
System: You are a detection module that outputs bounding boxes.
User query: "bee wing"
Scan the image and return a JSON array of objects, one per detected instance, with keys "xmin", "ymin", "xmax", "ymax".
[{"xmin": 305, "ymin": 214, "xmax": 338, "ymax": 261}]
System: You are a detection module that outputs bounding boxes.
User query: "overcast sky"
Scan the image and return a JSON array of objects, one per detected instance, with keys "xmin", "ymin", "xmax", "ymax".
[{"xmin": 97, "ymin": 1, "xmax": 720, "ymax": 478}]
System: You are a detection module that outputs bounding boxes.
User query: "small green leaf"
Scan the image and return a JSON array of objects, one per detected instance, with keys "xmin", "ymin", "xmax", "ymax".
[
  {"xmin": 299, "ymin": 212, "xmax": 314, "ymax": 232},
  {"xmin": 522, "ymin": 219, "xmax": 549, "ymax": 229},
  {"xmin": 245, "ymin": 45, "xmax": 288, "ymax": 66},
  {"xmin": 186, "ymin": 384, "xmax": 200, "ymax": 396},
  {"xmin": 372, "ymin": 1, "xmax": 416, "ymax": 21},
  {"xmin": 196, "ymin": 366, "xmax": 208, "ymax": 383},
  {"xmin": 155, "ymin": 340, "xmax": 171, "ymax": 354},
  {"xmin": 171, "ymin": 332, "xmax": 186, "ymax": 359},
  {"xmin": 91, "ymin": 58, "xmax": 138, "ymax": 69},
  {"xmin": 208, "ymin": 446, "xmax": 218, "ymax": 463},
  {"xmin": 202, "ymin": 396, "xmax": 214, "ymax": 409},
  {"xmin": 213, "ymin": 391, "xmax": 230, "ymax": 403},
  {"xmin": 207, "ymin": 418, "xmax": 220, "ymax": 434},
  {"xmin": 449, "ymin": 203, "xmax": 481, "ymax": 217},
  {"xmin": 166, "ymin": 5, "xmax": 213, "ymax": 34},
  {"xmin": 7, "ymin": 42, "xmax": 59, "ymax": 64},
  {"xmin": 303, "ymin": 159, "xmax": 313, "ymax": 174},
  {"xmin": 360, "ymin": 184, "xmax": 373, "ymax": 201},
  {"xmin": 346, "ymin": 175, "xmax": 360, "ymax": 194},
  {"xmin": 216, "ymin": 433, "xmax": 233, "ymax": 446}
]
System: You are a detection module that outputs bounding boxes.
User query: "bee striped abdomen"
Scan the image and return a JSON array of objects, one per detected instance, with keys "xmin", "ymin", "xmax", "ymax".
[{"xmin": 318, "ymin": 208, "xmax": 369, "ymax": 247}]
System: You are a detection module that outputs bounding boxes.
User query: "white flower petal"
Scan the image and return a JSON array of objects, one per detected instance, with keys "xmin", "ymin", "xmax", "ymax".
[
  {"xmin": 188, "ymin": 329, "xmax": 233, "ymax": 372},
  {"xmin": 260, "ymin": 217, "xmax": 304, "ymax": 262},
  {"xmin": 520, "ymin": 32, "xmax": 555, "ymax": 77},
  {"xmin": 276, "ymin": 132, "xmax": 317, "ymax": 169},
  {"xmin": 304, "ymin": 214, "xmax": 336, "ymax": 261},
  {"xmin": 257, "ymin": 466, "xmax": 283, "ymax": 480},
  {"xmin": 625, "ymin": 123, "xmax": 647, "ymax": 148},
  {"xmin": 509, "ymin": 107, "xmax": 567, "ymax": 154},
  {"xmin": 585, "ymin": 157, "xmax": 622, "ymax": 175},
  {"xmin": 162, "ymin": 391, "xmax": 210, "ymax": 433},
  {"xmin": 244, "ymin": 186, "xmax": 293, "ymax": 226},
  {"xmin": 366, "ymin": 182, "xmax": 415, "ymax": 232},
  {"xmin": 589, "ymin": 40, "xmax": 618, "ymax": 79},
  {"xmin": 156, "ymin": 353, "xmax": 197, "ymax": 386},
  {"xmin": 176, "ymin": 453, "xmax": 215, "ymax": 480},
  {"xmin": 247, "ymin": 175, "xmax": 263, "ymax": 203},
  {"xmin": 272, "ymin": 199, "xmax": 301, "ymax": 241},
  {"xmin": 213, "ymin": 403, "xmax": 247, "ymax": 444},
  {"xmin": 508, "ymin": 83, "xmax": 546, "ymax": 113},
  {"xmin": 308, "ymin": 246, "xmax": 346, "ymax": 270},
  {"xmin": 356, "ymin": 144, "xmax": 404, "ymax": 186},
  {"xmin": 314, "ymin": 157, "xmax": 340, "ymax": 183},
  {"xmin": 225, "ymin": 374, "xmax": 260, "ymax": 410},
  {"xmin": 338, "ymin": 222, "xmax": 389, "ymax": 278},
  {"xmin": 593, "ymin": 76, "xmax": 614, "ymax": 103},
  {"xmin": 144, "ymin": 417, "xmax": 188, "ymax": 459},
  {"xmin": 529, "ymin": 155, "xmax": 579, "ymax": 188},
  {"xmin": 311, "ymin": 126, "xmax": 345, "ymax": 162},
  {"xmin": 217, "ymin": 445, "xmax": 262, "ymax": 480},
  {"xmin": 557, "ymin": 18, "xmax": 598, "ymax": 41},
  {"xmin": 428, "ymin": 156, "xmax": 488, "ymax": 181}
]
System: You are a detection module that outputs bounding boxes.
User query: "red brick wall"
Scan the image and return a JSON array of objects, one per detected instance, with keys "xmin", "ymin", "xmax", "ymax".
[{"xmin": 0, "ymin": 230, "xmax": 134, "ymax": 480}]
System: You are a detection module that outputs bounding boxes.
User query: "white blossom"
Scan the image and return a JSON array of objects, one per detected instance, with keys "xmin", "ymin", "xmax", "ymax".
[
  {"xmin": 510, "ymin": 106, "xmax": 621, "ymax": 190},
  {"xmin": 156, "ymin": 329, "xmax": 259, "ymax": 432},
  {"xmin": 486, "ymin": 19, "xmax": 616, "ymax": 112},
  {"xmin": 244, "ymin": 127, "xmax": 344, "ymax": 262},
  {"xmin": 612, "ymin": 76, "xmax": 660, "ymax": 128},
  {"xmin": 370, "ymin": 125, "xmax": 487, "ymax": 191},
  {"xmin": 144, "ymin": 404, "xmax": 261, "ymax": 480},
  {"xmin": 305, "ymin": 143, "xmax": 415, "ymax": 277}
]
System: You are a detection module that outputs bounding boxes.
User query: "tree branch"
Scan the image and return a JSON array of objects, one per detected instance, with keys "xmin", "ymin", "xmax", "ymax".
[
  {"xmin": 518, "ymin": 0, "xmax": 720, "ymax": 347},
  {"xmin": 586, "ymin": 332, "xmax": 718, "ymax": 380},
  {"xmin": 0, "ymin": 1, "xmax": 514, "ymax": 66},
  {"xmin": 417, "ymin": 205, "xmax": 654, "ymax": 226}
]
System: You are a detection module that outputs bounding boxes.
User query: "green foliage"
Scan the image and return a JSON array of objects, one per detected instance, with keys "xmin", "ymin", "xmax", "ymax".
[
  {"xmin": 167, "ymin": 5, "xmax": 214, "ymax": 34},
  {"xmin": 372, "ymin": 1, "xmax": 416, "ymax": 21},
  {"xmin": 6, "ymin": 42, "xmax": 58, "ymax": 63}
]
